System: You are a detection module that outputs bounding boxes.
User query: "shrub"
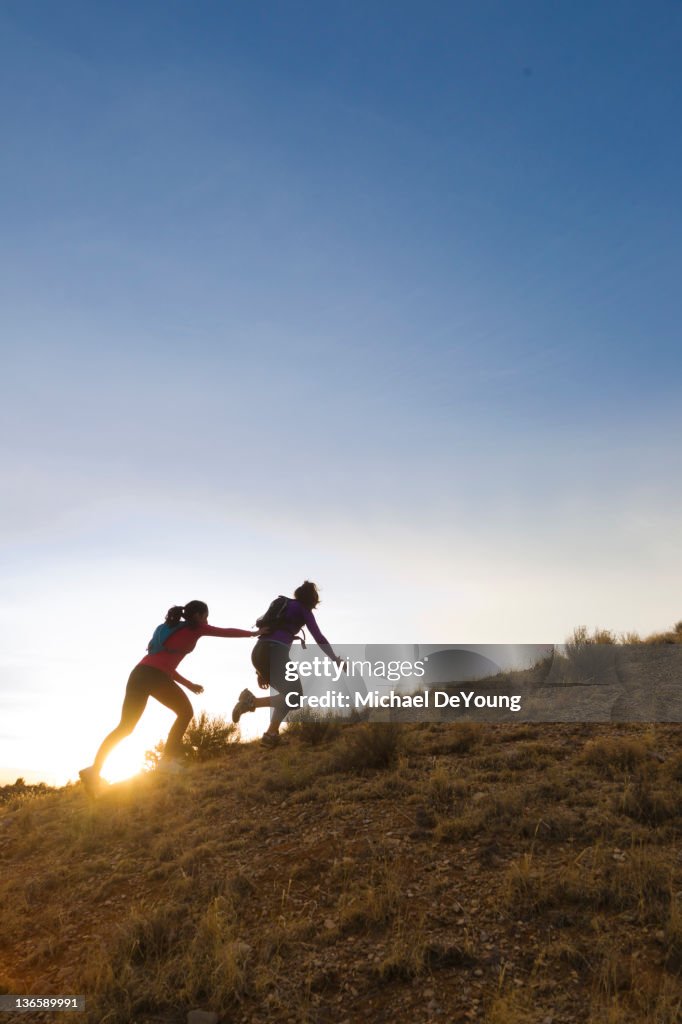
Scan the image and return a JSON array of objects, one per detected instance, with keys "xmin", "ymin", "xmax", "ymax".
[
  {"xmin": 426, "ymin": 764, "xmax": 463, "ymax": 813},
  {"xmin": 617, "ymin": 780, "xmax": 678, "ymax": 827},
  {"xmin": 286, "ymin": 708, "xmax": 344, "ymax": 746},
  {"xmin": 564, "ymin": 626, "xmax": 617, "ymax": 682},
  {"xmin": 640, "ymin": 620, "xmax": 682, "ymax": 644},
  {"xmin": 0, "ymin": 780, "xmax": 54, "ymax": 807},
  {"xmin": 430, "ymin": 721, "xmax": 481, "ymax": 755},
  {"xmin": 330, "ymin": 723, "xmax": 402, "ymax": 772},
  {"xmin": 146, "ymin": 712, "xmax": 239, "ymax": 767},
  {"xmin": 583, "ymin": 737, "xmax": 649, "ymax": 774},
  {"xmin": 184, "ymin": 713, "xmax": 239, "ymax": 761}
]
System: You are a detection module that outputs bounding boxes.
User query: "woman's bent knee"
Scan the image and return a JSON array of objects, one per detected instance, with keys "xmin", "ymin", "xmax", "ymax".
[
  {"xmin": 176, "ymin": 706, "xmax": 193, "ymax": 727},
  {"xmin": 113, "ymin": 721, "xmax": 136, "ymax": 739}
]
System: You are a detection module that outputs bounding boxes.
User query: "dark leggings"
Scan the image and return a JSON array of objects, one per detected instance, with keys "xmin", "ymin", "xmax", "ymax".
[
  {"xmin": 93, "ymin": 664, "xmax": 193, "ymax": 771},
  {"xmin": 251, "ymin": 639, "xmax": 302, "ymax": 723}
]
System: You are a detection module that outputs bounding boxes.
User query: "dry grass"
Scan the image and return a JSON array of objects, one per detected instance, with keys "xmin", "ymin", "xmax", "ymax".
[
  {"xmin": 329, "ymin": 721, "xmax": 403, "ymax": 771},
  {"xmin": 146, "ymin": 711, "xmax": 240, "ymax": 767},
  {"xmin": 0, "ymin": 719, "xmax": 680, "ymax": 1023},
  {"xmin": 616, "ymin": 776, "xmax": 679, "ymax": 826},
  {"xmin": 641, "ymin": 620, "xmax": 682, "ymax": 645},
  {"xmin": 285, "ymin": 707, "xmax": 344, "ymax": 745},
  {"xmin": 582, "ymin": 736, "xmax": 651, "ymax": 775},
  {"xmin": 506, "ymin": 842, "xmax": 672, "ymax": 925}
]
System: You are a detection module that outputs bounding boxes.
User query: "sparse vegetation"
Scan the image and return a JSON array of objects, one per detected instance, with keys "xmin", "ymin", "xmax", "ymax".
[
  {"xmin": 567, "ymin": 621, "xmax": 682, "ymax": 647},
  {"xmin": 582, "ymin": 736, "xmax": 650, "ymax": 774},
  {"xmin": 146, "ymin": 711, "xmax": 240, "ymax": 767},
  {"xmin": 533, "ymin": 620, "xmax": 682, "ymax": 688},
  {"xmin": 286, "ymin": 707, "xmax": 344, "ymax": 745},
  {"xmin": 563, "ymin": 624, "xmax": 619, "ymax": 682},
  {"xmin": 1, "ymin": 643, "xmax": 681, "ymax": 1023},
  {"xmin": 330, "ymin": 721, "xmax": 403, "ymax": 771},
  {"xmin": 0, "ymin": 777, "xmax": 56, "ymax": 807}
]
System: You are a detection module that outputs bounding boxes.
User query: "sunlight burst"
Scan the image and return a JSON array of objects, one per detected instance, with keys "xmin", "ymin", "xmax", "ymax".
[{"xmin": 100, "ymin": 736, "xmax": 150, "ymax": 783}]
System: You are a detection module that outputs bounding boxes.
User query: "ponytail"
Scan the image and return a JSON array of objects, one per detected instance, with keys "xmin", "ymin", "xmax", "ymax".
[
  {"xmin": 165, "ymin": 606, "xmax": 185, "ymax": 627},
  {"xmin": 164, "ymin": 600, "xmax": 208, "ymax": 628}
]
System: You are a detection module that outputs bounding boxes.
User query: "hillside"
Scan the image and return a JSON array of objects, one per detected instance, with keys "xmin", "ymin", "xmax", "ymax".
[{"xmin": 1, "ymin": 720, "xmax": 681, "ymax": 1024}]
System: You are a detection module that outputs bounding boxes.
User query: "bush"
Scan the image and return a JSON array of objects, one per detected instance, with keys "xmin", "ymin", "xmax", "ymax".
[
  {"xmin": 564, "ymin": 626, "xmax": 617, "ymax": 682},
  {"xmin": 583, "ymin": 737, "xmax": 649, "ymax": 774},
  {"xmin": 0, "ymin": 780, "xmax": 54, "ymax": 807},
  {"xmin": 286, "ymin": 708, "xmax": 344, "ymax": 746},
  {"xmin": 617, "ymin": 780, "xmax": 678, "ymax": 827},
  {"xmin": 330, "ymin": 723, "xmax": 402, "ymax": 772},
  {"xmin": 146, "ymin": 712, "xmax": 239, "ymax": 767},
  {"xmin": 184, "ymin": 713, "xmax": 239, "ymax": 761}
]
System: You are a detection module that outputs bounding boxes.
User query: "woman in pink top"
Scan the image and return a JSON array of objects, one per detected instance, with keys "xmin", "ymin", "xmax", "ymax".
[{"xmin": 79, "ymin": 600, "xmax": 258, "ymax": 791}]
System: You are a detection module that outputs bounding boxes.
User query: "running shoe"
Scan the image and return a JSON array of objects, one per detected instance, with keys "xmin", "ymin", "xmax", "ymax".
[
  {"xmin": 78, "ymin": 766, "xmax": 108, "ymax": 794},
  {"xmin": 260, "ymin": 732, "xmax": 281, "ymax": 749},
  {"xmin": 232, "ymin": 688, "xmax": 257, "ymax": 723}
]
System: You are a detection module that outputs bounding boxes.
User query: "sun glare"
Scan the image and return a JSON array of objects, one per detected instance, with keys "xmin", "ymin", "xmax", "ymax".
[{"xmin": 100, "ymin": 737, "xmax": 150, "ymax": 784}]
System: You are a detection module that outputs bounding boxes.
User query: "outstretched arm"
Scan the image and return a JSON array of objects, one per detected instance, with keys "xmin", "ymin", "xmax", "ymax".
[
  {"xmin": 200, "ymin": 625, "xmax": 259, "ymax": 638},
  {"xmin": 303, "ymin": 609, "xmax": 341, "ymax": 663}
]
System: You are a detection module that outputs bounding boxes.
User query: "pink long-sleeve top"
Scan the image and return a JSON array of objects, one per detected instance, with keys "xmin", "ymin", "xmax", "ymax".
[{"xmin": 139, "ymin": 624, "xmax": 253, "ymax": 676}]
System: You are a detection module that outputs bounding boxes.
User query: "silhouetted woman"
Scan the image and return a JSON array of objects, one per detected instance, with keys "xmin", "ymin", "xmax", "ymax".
[
  {"xmin": 231, "ymin": 581, "xmax": 342, "ymax": 747},
  {"xmin": 79, "ymin": 600, "xmax": 258, "ymax": 791}
]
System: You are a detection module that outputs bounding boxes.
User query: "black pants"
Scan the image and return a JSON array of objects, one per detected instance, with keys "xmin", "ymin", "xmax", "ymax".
[
  {"xmin": 251, "ymin": 639, "xmax": 303, "ymax": 717},
  {"xmin": 94, "ymin": 664, "xmax": 193, "ymax": 770}
]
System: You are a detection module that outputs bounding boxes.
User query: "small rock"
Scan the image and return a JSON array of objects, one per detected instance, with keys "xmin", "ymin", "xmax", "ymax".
[{"xmin": 187, "ymin": 1011, "xmax": 219, "ymax": 1024}]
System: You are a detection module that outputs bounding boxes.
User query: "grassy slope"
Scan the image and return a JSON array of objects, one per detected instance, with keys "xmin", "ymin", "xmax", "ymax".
[{"xmin": 1, "ymin": 721, "xmax": 681, "ymax": 1024}]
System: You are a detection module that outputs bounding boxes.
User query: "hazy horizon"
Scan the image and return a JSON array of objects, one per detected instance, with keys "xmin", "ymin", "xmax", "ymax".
[{"xmin": 2, "ymin": 1, "xmax": 681, "ymax": 784}]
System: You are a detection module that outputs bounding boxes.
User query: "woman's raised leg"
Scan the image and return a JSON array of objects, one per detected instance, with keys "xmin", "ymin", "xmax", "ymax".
[
  {"xmin": 89, "ymin": 671, "xmax": 150, "ymax": 776},
  {"xmin": 148, "ymin": 676, "xmax": 194, "ymax": 759}
]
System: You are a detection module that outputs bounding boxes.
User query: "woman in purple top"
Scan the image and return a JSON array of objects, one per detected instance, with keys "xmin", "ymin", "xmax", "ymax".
[{"xmin": 231, "ymin": 581, "xmax": 342, "ymax": 747}]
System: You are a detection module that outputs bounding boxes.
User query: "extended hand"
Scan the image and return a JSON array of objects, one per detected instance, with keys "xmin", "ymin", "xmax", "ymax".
[{"xmin": 189, "ymin": 683, "xmax": 204, "ymax": 694}]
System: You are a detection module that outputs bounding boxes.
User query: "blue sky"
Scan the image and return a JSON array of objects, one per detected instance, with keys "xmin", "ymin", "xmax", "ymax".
[{"xmin": 1, "ymin": 1, "xmax": 681, "ymax": 783}]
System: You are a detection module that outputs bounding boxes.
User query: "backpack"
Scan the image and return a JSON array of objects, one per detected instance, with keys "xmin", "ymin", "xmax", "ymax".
[
  {"xmin": 256, "ymin": 596, "xmax": 307, "ymax": 647},
  {"xmin": 147, "ymin": 622, "xmax": 184, "ymax": 655}
]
